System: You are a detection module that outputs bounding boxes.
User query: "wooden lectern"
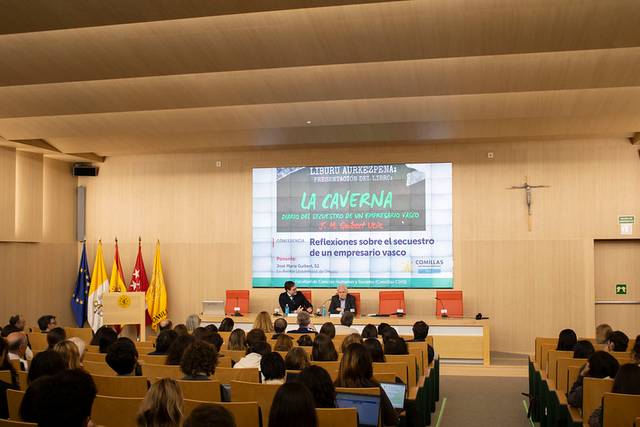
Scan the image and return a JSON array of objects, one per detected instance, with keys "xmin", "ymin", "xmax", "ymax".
[{"xmin": 103, "ymin": 292, "xmax": 147, "ymax": 341}]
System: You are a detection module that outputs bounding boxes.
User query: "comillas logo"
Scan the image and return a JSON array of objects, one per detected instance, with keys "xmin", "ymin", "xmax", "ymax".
[{"xmin": 416, "ymin": 259, "xmax": 444, "ymax": 266}]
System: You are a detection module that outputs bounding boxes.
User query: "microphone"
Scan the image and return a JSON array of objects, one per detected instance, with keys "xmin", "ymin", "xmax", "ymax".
[
  {"xmin": 233, "ymin": 297, "xmax": 243, "ymax": 317},
  {"xmin": 435, "ymin": 297, "xmax": 448, "ymax": 318}
]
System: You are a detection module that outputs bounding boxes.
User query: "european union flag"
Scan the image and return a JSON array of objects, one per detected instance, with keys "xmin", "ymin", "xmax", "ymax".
[{"xmin": 71, "ymin": 241, "xmax": 92, "ymax": 327}]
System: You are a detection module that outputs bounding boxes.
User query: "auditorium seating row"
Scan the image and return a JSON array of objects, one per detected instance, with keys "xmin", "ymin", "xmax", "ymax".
[{"xmin": 528, "ymin": 336, "xmax": 640, "ymax": 427}]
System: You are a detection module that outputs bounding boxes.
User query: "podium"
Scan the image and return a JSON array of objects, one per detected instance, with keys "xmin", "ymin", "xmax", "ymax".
[{"xmin": 103, "ymin": 292, "xmax": 147, "ymax": 341}]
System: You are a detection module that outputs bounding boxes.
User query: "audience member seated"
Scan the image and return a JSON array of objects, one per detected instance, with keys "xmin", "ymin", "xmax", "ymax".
[
  {"xmin": 98, "ymin": 327, "xmax": 118, "ymax": 353},
  {"xmin": 588, "ymin": 363, "xmax": 640, "ymax": 427},
  {"xmin": 150, "ymin": 329, "xmax": 178, "ymax": 355},
  {"xmin": 340, "ymin": 333, "xmax": 363, "ymax": 353},
  {"xmin": 319, "ymin": 322, "xmax": 336, "ymax": 339},
  {"xmin": 1, "ymin": 314, "xmax": 25, "ymax": 337},
  {"xmin": 234, "ymin": 341, "xmax": 271, "ymax": 369},
  {"xmin": 166, "ymin": 334, "xmax": 196, "ymax": 365},
  {"xmin": 253, "ymin": 311, "xmax": 275, "ymax": 334},
  {"xmin": 567, "ymin": 350, "xmax": 619, "ymax": 408},
  {"xmin": 335, "ymin": 343, "xmax": 400, "ymax": 426},
  {"xmin": 595, "ymin": 323, "xmax": 612, "ymax": 345},
  {"xmin": 137, "ymin": 378, "xmax": 183, "ymax": 427},
  {"xmin": 288, "ymin": 312, "xmax": 316, "ymax": 334},
  {"xmin": 272, "ymin": 318, "xmax": 288, "ymax": 339},
  {"xmin": 199, "ymin": 331, "xmax": 224, "ymax": 352},
  {"xmin": 227, "ymin": 329, "xmax": 247, "ymax": 351},
  {"xmin": 311, "ymin": 333, "xmax": 338, "ymax": 361},
  {"xmin": 384, "ymin": 337, "xmax": 409, "ymax": 355},
  {"xmin": 158, "ymin": 319, "xmax": 173, "ymax": 331},
  {"xmin": 106, "ymin": 337, "xmax": 141, "ymax": 376},
  {"xmin": 69, "ymin": 337, "xmax": 86, "ymax": 362},
  {"xmin": 26, "ymin": 350, "xmax": 65, "ymax": 385},
  {"xmin": 294, "ymin": 365, "xmax": 336, "ymax": 408},
  {"xmin": 37, "ymin": 315, "xmax": 57, "ymax": 333},
  {"xmin": 186, "ymin": 314, "xmax": 201, "ymax": 334},
  {"xmin": 606, "ymin": 330, "xmax": 629, "ymax": 352},
  {"xmin": 0, "ymin": 338, "xmax": 19, "ymax": 419},
  {"xmin": 261, "ymin": 352, "xmax": 286, "ymax": 384},
  {"xmin": 632, "ymin": 335, "xmax": 640, "ymax": 363},
  {"xmin": 268, "ymin": 382, "xmax": 317, "ymax": 427},
  {"xmin": 334, "ymin": 312, "xmax": 359, "ymax": 335},
  {"xmin": 219, "ymin": 317, "xmax": 234, "ymax": 332},
  {"xmin": 377, "ymin": 322, "xmax": 392, "ymax": 337},
  {"xmin": 297, "ymin": 335, "xmax": 313, "ymax": 347},
  {"xmin": 556, "ymin": 329, "xmax": 578, "ymax": 351},
  {"xmin": 273, "ymin": 334, "xmax": 294, "ymax": 352},
  {"xmin": 54, "ymin": 339, "xmax": 82, "ymax": 369},
  {"xmin": 46, "ymin": 326, "xmax": 67, "ymax": 350},
  {"xmin": 204, "ymin": 324, "xmax": 218, "ymax": 333},
  {"xmin": 285, "ymin": 347, "xmax": 311, "ymax": 371},
  {"xmin": 22, "ymin": 369, "xmax": 97, "ymax": 426},
  {"xmin": 183, "ymin": 403, "xmax": 236, "ymax": 427},
  {"xmin": 193, "ymin": 327, "xmax": 207, "ymax": 341},
  {"xmin": 364, "ymin": 338, "xmax": 386, "ymax": 363},
  {"xmin": 361, "ymin": 324, "xmax": 378, "ymax": 339},
  {"xmin": 246, "ymin": 328, "xmax": 267, "ymax": 347},
  {"xmin": 180, "ymin": 341, "xmax": 218, "ymax": 380},
  {"xmin": 7, "ymin": 332, "xmax": 29, "ymax": 371},
  {"xmin": 573, "ymin": 340, "xmax": 595, "ymax": 359},
  {"xmin": 409, "ymin": 320, "xmax": 436, "ymax": 363},
  {"xmin": 278, "ymin": 280, "xmax": 313, "ymax": 314},
  {"xmin": 90, "ymin": 325, "xmax": 115, "ymax": 347},
  {"xmin": 173, "ymin": 324, "xmax": 189, "ymax": 336}
]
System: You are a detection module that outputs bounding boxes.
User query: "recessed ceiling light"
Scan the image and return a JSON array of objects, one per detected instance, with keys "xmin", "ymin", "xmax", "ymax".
[{"xmin": 306, "ymin": 120, "xmax": 312, "ymax": 124}]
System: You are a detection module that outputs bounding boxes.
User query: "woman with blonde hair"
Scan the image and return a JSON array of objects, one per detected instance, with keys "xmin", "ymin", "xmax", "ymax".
[
  {"xmin": 53, "ymin": 340, "xmax": 82, "ymax": 369},
  {"xmin": 252, "ymin": 311, "xmax": 274, "ymax": 334},
  {"xmin": 185, "ymin": 314, "xmax": 201, "ymax": 334},
  {"xmin": 227, "ymin": 329, "xmax": 247, "ymax": 351},
  {"xmin": 340, "ymin": 333, "xmax": 363, "ymax": 353},
  {"xmin": 136, "ymin": 378, "xmax": 183, "ymax": 427}
]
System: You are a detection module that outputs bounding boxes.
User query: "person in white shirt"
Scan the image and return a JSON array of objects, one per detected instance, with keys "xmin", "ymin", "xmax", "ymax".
[
  {"xmin": 333, "ymin": 312, "xmax": 359, "ymax": 335},
  {"xmin": 7, "ymin": 332, "xmax": 29, "ymax": 371},
  {"xmin": 233, "ymin": 341, "xmax": 271, "ymax": 369}
]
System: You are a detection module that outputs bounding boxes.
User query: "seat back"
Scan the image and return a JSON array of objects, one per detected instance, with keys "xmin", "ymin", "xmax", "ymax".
[
  {"xmin": 311, "ymin": 361, "xmax": 340, "ymax": 372},
  {"xmin": 0, "ymin": 420, "xmax": 36, "ymax": 426},
  {"xmin": 230, "ymin": 381, "xmax": 281, "ymax": 425},
  {"xmin": 183, "ymin": 400, "xmax": 260, "ymax": 427},
  {"xmin": 534, "ymin": 337, "xmax": 557, "ymax": 366},
  {"xmin": 225, "ymin": 290, "xmax": 250, "ymax": 315},
  {"xmin": 138, "ymin": 354, "xmax": 169, "ymax": 365},
  {"xmin": 17, "ymin": 371, "xmax": 27, "ymax": 391},
  {"xmin": 25, "ymin": 333, "xmax": 47, "ymax": 352},
  {"xmin": 583, "ymin": 377, "xmax": 613, "ymax": 422},
  {"xmin": 91, "ymin": 374, "xmax": 149, "ymax": 397},
  {"xmin": 435, "ymin": 290, "xmax": 463, "ymax": 317},
  {"xmin": 540, "ymin": 343, "xmax": 557, "ymax": 372},
  {"xmin": 83, "ymin": 352, "xmax": 107, "ymax": 363},
  {"xmin": 336, "ymin": 387, "xmax": 380, "ymax": 396},
  {"xmin": 176, "ymin": 379, "xmax": 222, "ymax": 402},
  {"xmin": 0, "ymin": 370, "xmax": 13, "ymax": 384},
  {"xmin": 83, "ymin": 360, "xmax": 117, "ymax": 376},
  {"xmin": 373, "ymin": 362, "xmax": 408, "ymax": 385},
  {"xmin": 6, "ymin": 389, "xmax": 24, "ymax": 420},
  {"xmin": 547, "ymin": 350, "xmax": 573, "ymax": 383},
  {"xmin": 64, "ymin": 327, "xmax": 94, "ymax": 343},
  {"xmin": 214, "ymin": 367, "xmax": 260, "ymax": 383},
  {"xmin": 300, "ymin": 290, "xmax": 312, "ymax": 305},
  {"xmin": 556, "ymin": 358, "xmax": 586, "ymax": 393},
  {"xmin": 317, "ymin": 407, "xmax": 358, "ymax": 427},
  {"xmin": 567, "ymin": 365, "xmax": 582, "ymax": 394},
  {"xmin": 91, "ymin": 395, "xmax": 142, "ymax": 427},
  {"xmin": 220, "ymin": 350, "xmax": 247, "ymax": 363},
  {"xmin": 141, "ymin": 363, "xmax": 183, "ymax": 380},
  {"xmin": 350, "ymin": 292, "xmax": 361, "ymax": 315},
  {"xmin": 378, "ymin": 291, "xmax": 405, "ymax": 314},
  {"xmin": 372, "ymin": 372, "xmax": 396, "ymax": 383},
  {"xmin": 385, "ymin": 354, "xmax": 418, "ymax": 387},
  {"xmin": 602, "ymin": 393, "xmax": 640, "ymax": 427}
]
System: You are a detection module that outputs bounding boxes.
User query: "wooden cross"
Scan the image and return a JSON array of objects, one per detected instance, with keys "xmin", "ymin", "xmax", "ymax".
[{"xmin": 507, "ymin": 176, "xmax": 550, "ymax": 231}]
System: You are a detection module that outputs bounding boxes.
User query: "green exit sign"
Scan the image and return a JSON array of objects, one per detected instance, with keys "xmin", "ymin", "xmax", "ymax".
[{"xmin": 615, "ymin": 284, "xmax": 627, "ymax": 295}]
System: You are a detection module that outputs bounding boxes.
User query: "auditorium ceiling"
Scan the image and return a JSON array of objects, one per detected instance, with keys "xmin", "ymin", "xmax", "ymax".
[{"xmin": 0, "ymin": 0, "xmax": 639, "ymax": 159}]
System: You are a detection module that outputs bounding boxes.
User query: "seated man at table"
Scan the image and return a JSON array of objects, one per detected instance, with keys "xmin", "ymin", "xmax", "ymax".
[
  {"xmin": 328, "ymin": 284, "xmax": 357, "ymax": 315},
  {"xmin": 278, "ymin": 281, "xmax": 313, "ymax": 314}
]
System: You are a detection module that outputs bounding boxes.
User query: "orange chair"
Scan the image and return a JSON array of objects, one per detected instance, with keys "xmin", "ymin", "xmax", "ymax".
[
  {"xmin": 435, "ymin": 290, "xmax": 463, "ymax": 317},
  {"xmin": 300, "ymin": 290, "xmax": 312, "ymax": 306},
  {"xmin": 378, "ymin": 291, "xmax": 405, "ymax": 314},
  {"xmin": 225, "ymin": 290, "xmax": 250, "ymax": 315},
  {"xmin": 350, "ymin": 292, "xmax": 361, "ymax": 315}
]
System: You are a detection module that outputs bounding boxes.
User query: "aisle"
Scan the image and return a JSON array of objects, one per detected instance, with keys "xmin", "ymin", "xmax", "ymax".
[{"xmin": 435, "ymin": 375, "xmax": 532, "ymax": 427}]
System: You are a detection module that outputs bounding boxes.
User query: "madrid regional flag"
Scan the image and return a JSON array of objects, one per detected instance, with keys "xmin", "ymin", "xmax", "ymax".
[
  {"xmin": 87, "ymin": 240, "xmax": 109, "ymax": 332},
  {"xmin": 146, "ymin": 240, "xmax": 168, "ymax": 330},
  {"xmin": 109, "ymin": 238, "xmax": 127, "ymax": 293},
  {"xmin": 129, "ymin": 238, "xmax": 151, "ymax": 325}
]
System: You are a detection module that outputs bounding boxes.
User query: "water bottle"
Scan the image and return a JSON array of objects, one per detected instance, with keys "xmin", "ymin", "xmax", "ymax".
[
  {"xmin": 321, "ymin": 305, "xmax": 327, "ymax": 317},
  {"xmin": 285, "ymin": 304, "xmax": 290, "ymax": 316}
]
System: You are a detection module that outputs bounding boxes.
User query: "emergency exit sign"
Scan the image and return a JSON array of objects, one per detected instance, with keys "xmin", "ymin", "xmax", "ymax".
[{"xmin": 615, "ymin": 284, "xmax": 627, "ymax": 295}]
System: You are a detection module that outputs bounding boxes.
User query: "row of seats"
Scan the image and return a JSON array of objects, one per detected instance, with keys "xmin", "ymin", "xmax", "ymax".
[{"xmin": 529, "ymin": 336, "xmax": 640, "ymax": 427}]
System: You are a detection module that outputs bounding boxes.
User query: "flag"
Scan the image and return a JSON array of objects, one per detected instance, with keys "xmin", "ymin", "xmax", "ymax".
[
  {"xmin": 146, "ymin": 240, "xmax": 168, "ymax": 331},
  {"xmin": 71, "ymin": 241, "xmax": 91, "ymax": 327},
  {"xmin": 109, "ymin": 238, "xmax": 127, "ymax": 293},
  {"xmin": 88, "ymin": 240, "xmax": 109, "ymax": 332},
  {"xmin": 129, "ymin": 238, "xmax": 151, "ymax": 325}
]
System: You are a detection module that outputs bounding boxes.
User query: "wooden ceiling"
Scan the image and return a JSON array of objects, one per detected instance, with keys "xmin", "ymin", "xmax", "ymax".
[{"xmin": 0, "ymin": 0, "xmax": 639, "ymax": 157}]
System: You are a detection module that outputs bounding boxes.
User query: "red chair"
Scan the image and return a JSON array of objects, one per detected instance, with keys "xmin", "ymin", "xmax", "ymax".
[
  {"xmin": 435, "ymin": 290, "xmax": 463, "ymax": 317},
  {"xmin": 378, "ymin": 291, "xmax": 405, "ymax": 314},
  {"xmin": 350, "ymin": 292, "xmax": 361, "ymax": 315},
  {"xmin": 300, "ymin": 290, "xmax": 312, "ymax": 306},
  {"xmin": 225, "ymin": 290, "xmax": 250, "ymax": 315}
]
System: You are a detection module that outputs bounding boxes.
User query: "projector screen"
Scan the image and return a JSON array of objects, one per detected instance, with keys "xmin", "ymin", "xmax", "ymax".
[{"xmin": 252, "ymin": 163, "xmax": 453, "ymax": 288}]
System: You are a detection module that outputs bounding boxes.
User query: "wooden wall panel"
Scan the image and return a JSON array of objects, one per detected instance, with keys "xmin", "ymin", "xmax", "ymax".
[
  {"xmin": 76, "ymin": 137, "xmax": 640, "ymax": 353},
  {"xmin": 0, "ymin": 147, "xmax": 16, "ymax": 240},
  {"xmin": 14, "ymin": 151, "xmax": 43, "ymax": 241}
]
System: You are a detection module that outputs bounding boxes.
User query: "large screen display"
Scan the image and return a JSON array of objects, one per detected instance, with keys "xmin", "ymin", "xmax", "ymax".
[{"xmin": 252, "ymin": 163, "xmax": 452, "ymax": 288}]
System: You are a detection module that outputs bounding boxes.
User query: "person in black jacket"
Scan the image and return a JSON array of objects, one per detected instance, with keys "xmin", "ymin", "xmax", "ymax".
[
  {"xmin": 278, "ymin": 281, "xmax": 313, "ymax": 314},
  {"xmin": 328, "ymin": 284, "xmax": 357, "ymax": 315}
]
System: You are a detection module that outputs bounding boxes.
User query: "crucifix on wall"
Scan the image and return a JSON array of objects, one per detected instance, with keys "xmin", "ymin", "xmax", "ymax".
[{"xmin": 507, "ymin": 176, "xmax": 550, "ymax": 231}]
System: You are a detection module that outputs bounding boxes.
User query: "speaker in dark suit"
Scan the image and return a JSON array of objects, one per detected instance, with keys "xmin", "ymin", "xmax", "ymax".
[{"xmin": 328, "ymin": 293, "xmax": 357, "ymax": 315}]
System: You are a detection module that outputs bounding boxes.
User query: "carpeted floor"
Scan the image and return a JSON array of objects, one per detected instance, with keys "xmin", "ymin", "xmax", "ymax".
[{"xmin": 434, "ymin": 375, "xmax": 532, "ymax": 426}]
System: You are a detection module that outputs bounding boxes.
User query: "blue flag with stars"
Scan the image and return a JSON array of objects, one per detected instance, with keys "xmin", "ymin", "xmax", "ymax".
[{"xmin": 71, "ymin": 241, "xmax": 91, "ymax": 327}]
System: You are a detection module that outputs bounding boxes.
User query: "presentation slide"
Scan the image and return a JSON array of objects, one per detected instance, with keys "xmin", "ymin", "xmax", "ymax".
[{"xmin": 252, "ymin": 163, "xmax": 453, "ymax": 288}]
